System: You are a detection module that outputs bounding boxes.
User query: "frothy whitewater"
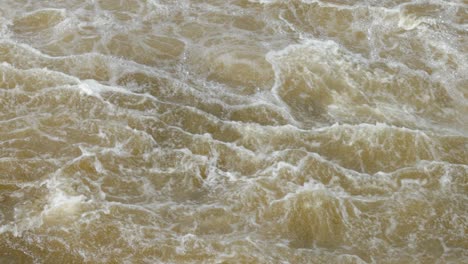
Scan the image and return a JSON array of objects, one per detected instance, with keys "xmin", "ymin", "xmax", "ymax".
[{"xmin": 0, "ymin": 0, "xmax": 467, "ymax": 263}]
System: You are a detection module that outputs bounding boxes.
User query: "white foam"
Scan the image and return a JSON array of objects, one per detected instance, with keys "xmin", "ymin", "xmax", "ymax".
[
  {"xmin": 77, "ymin": 79, "xmax": 103, "ymax": 97},
  {"xmin": 42, "ymin": 176, "xmax": 86, "ymax": 218},
  {"xmin": 397, "ymin": 13, "xmax": 436, "ymax": 30},
  {"xmin": 45, "ymin": 190, "xmax": 85, "ymax": 215}
]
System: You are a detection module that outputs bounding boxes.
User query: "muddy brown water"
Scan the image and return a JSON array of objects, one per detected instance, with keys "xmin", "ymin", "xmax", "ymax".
[{"xmin": 0, "ymin": 0, "xmax": 467, "ymax": 263}]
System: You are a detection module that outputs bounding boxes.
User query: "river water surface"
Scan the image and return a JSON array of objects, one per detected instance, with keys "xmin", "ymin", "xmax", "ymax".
[{"xmin": 0, "ymin": 0, "xmax": 467, "ymax": 263}]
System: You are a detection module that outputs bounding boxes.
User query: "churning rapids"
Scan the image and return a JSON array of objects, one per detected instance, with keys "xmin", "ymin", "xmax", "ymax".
[{"xmin": 0, "ymin": 0, "xmax": 467, "ymax": 263}]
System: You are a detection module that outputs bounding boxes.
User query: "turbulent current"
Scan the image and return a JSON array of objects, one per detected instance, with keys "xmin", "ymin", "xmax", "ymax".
[{"xmin": 0, "ymin": 0, "xmax": 467, "ymax": 263}]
